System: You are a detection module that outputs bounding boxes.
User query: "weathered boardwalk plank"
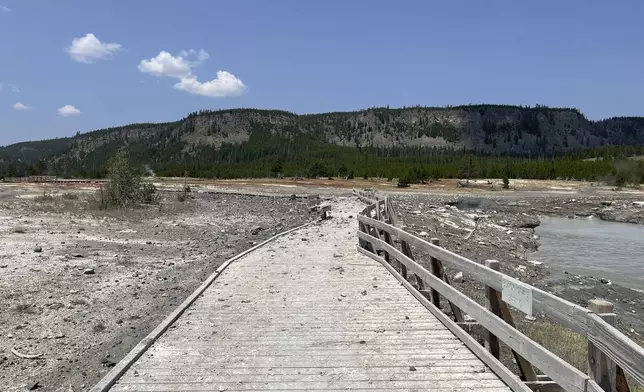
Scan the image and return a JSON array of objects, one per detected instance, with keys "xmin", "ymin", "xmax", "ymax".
[{"xmin": 106, "ymin": 198, "xmax": 511, "ymax": 391}]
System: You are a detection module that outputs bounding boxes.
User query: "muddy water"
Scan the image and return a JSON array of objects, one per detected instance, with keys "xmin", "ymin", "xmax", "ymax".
[{"xmin": 533, "ymin": 217, "xmax": 644, "ymax": 289}]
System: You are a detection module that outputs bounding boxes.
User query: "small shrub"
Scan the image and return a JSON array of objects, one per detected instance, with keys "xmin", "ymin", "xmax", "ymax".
[
  {"xmin": 397, "ymin": 177, "xmax": 410, "ymax": 188},
  {"xmin": 98, "ymin": 148, "xmax": 158, "ymax": 209},
  {"xmin": 62, "ymin": 192, "xmax": 79, "ymax": 200},
  {"xmin": 502, "ymin": 177, "xmax": 510, "ymax": 189},
  {"xmin": 34, "ymin": 190, "xmax": 54, "ymax": 203},
  {"xmin": 139, "ymin": 182, "xmax": 158, "ymax": 204}
]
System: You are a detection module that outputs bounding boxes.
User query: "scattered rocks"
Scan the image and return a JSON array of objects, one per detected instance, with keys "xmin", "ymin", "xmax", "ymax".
[
  {"xmin": 100, "ymin": 357, "xmax": 116, "ymax": 367},
  {"xmin": 360, "ymin": 289, "xmax": 367, "ymax": 296},
  {"xmin": 514, "ymin": 218, "xmax": 540, "ymax": 229},
  {"xmin": 251, "ymin": 227, "xmax": 263, "ymax": 235},
  {"xmin": 600, "ymin": 201, "xmax": 613, "ymax": 206},
  {"xmin": 333, "ymin": 253, "xmax": 344, "ymax": 258},
  {"xmin": 33, "ymin": 247, "xmax": 42, "ymax": 253},
  {"xmin": 419, "ymin": 231, "xmax": 429, "ymax": 237},
  {"xmin": 527, "ymin": 260, "xmax": 543, "ymax": 266},
  {"xmin": 83, "ymin": 268, "xmax": 95, "ymax": 275},
  {"xmin": 600, "ymin": 278, "xmax": 611, "ymax": 284},
  {"xmin": 524, "ymin": 315, "xmax": 536, "ymax": 322},
  {"xmin": 409, "ymin": 366, "xmax": 417, "ymax": 371},
  {"xmin": 452, "ymin": 272, "xmax": 464, "ymax": 283},
  {"xmin": 26, "ymin": 381, "xmax": 40, "ymax": 390}
]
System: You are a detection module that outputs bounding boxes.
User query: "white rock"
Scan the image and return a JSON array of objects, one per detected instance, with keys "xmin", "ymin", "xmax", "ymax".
[
  {"xmin": 419, "ymin": 231, "xmax": 429, "ymax": 237},
  {"xmin": 527, "ymin": 260, "xmax": 543, "ymax": 266},
  {"xmin": 524, "ymin": 315, "xmax": 536, "ymax": 321},
  {"xmin": 453, "ymin": 272, "xmax": 464, "ymax": 283},
  {"xmin": 412, "ymin": 210, "xmax": 422, "ymax": 215}
]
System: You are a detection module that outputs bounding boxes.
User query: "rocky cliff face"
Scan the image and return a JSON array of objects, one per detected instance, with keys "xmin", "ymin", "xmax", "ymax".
[{"xmin": 2, "ymin": 106, "xmax": 644, "ymax": 166}]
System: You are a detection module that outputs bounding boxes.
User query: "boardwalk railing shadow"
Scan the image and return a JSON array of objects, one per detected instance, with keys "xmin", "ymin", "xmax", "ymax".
[{"xmin": 355, "ymin": 189, "xmax": 644, "ymax": 392}]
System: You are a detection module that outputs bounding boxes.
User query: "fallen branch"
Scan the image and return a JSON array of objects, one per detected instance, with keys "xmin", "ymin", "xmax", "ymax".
[{"xmin": 11, "ymin": 347, "xmax": 43, "ymax": 359}]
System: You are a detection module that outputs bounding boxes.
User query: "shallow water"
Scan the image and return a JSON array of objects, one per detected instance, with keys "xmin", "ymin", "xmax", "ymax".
[{"xmin": 533, "ymin": 217, "xmax": 644, "ymax": 289}]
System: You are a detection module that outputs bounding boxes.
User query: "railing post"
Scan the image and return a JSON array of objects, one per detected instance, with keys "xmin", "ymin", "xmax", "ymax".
[
  {"xmin": 485, "ymin": 260, "xmax": 501, "ymax": 359},
  {"xmin": 429, "ymin": 238, "xmax": 441, "ymax": 308},
  {"xmin": 588, "ymin": 299, "xmax": 619, "ymax": 392}
]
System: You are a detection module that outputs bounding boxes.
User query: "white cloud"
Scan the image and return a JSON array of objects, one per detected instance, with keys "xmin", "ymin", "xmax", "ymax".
[
  {"xmin": 138, "ymin": 51, "xmax": 194, "ymax": 78},
  {"xmin": 13, "ymin": 102, "xmax": 29, "ymax": 110},
  {"xmin": 174, "ymin": 72, "xmax": 247, "ymax": 97},
  {"xmin": 0, "ymin": 5, "xmax": 10, "ymax": 12},
  {"xmin": 57, "ymin": 105, "xmax": 81, "ymax": 117},
  {"xmin": 179, "ymin": 49, "xmax": 209, "ymax": 62},
  {"xmin": 138, "ymin": 49, "xmax": 246, "ymax": 97},
  {"xmin": 67, "ymin": 33, "xmax": 122, "ymax": 63},
  {"xmin": 9, "ymin": 84, "xmax": 19, "ymax": 93}
]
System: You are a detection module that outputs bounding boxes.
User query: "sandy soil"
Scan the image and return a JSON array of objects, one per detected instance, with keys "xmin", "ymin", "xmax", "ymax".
[{"xmin": 0, "ymin": 185, "xmax": 313, "ymax": 392}]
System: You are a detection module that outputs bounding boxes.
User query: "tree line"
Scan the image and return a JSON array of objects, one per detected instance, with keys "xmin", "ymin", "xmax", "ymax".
[{"xmin": 2, "ymin": 140, "xmax": 643, "ymax": 187}]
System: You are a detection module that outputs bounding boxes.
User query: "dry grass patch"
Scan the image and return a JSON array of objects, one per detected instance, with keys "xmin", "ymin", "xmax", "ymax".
[
  {"xmin": 61, "ymin": 192, "xmax": 79, "ymax": 200},
  {"xmin": 525, "ymin": 321, "xmax": 643, "ymax": 391}
]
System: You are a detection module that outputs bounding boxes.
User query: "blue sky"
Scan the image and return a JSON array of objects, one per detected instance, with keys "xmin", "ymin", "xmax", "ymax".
[{"xmin": 1, "ymin": 1, "xmax": 643, "ymax": 146}]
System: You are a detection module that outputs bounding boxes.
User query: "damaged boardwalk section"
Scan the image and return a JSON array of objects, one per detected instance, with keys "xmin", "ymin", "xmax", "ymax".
[{"xmin": 95, "ymin": 198, "xmax": 511, "ymax": 392}]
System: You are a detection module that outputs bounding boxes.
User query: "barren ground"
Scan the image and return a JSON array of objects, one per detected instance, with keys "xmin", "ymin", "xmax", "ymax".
[
  {"xmin": 1, "ymin": 177, "xmax": 643, "ymax": 391},
  {"xmin": 391, "ymin": 181, "xmax": 644, "ymax": 358},
  {"xmin": 0, "ymin": 184, "xmax": 314, "ymax": 392}
]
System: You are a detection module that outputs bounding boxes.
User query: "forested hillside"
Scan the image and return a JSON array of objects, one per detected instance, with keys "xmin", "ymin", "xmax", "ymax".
[{"xmin": 1, "ymin": 105, "xmax": 644, "ymax": 182}]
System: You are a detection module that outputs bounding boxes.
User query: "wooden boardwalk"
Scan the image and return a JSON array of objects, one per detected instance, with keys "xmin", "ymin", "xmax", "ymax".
[{"xmin": 103, "ymin": 198, "xmax": 511, "ymax": 391}]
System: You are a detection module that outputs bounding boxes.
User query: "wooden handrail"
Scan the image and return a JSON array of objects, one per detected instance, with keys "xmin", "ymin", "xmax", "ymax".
[
  {"xmin": 355, "ymin": 192, "xmax": 644, "ymax": 392},
  {"xmin": 357, "ymin": 231, "xmax": 589, "ymax": 392}
]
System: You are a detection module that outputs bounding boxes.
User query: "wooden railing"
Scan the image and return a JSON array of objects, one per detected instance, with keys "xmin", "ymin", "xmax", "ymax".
[{"xmin": 354, "ymin": 189, "xmax": 644, "ymax": 392}]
